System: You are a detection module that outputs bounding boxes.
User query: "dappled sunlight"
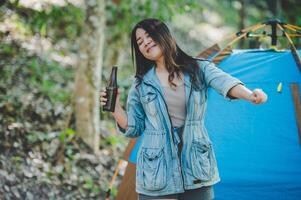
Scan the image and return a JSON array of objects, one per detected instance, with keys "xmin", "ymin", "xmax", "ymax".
[
  {"xmin": 0, "ymin": 0, "xmax": 300, "ymax": 199},
  {"xmin": 19, "ymin": 0, "xmax": 83, "ymax": 11}
]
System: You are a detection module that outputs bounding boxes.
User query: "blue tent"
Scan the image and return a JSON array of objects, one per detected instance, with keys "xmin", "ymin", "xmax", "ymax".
[{"xmin": 120, "ymin": 49, "xmax": 301, "ymax": 200}]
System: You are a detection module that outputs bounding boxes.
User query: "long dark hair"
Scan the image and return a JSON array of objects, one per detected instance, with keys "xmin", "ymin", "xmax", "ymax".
[{"xmin": 131, "ymin": 18, "xmax": 204, "ymax": 90}]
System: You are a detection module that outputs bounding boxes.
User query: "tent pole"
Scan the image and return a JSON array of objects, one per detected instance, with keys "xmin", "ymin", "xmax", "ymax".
[
  {"xmin": 283, "ymin": 24, "xmax": 300, "ymax": 32},
  {"xmin": 211, "ymin": 24, "xmax": 266, "ymax": 62},
  {"xmin": 105, "ymin": 159, "xmax": 125, "ymax": 200},
  {"xmin": 277, "ymin": 24, "xmax": 301, "ymax": 72},
  {"xmin": 290, "ymin": 84, "xmax": 301, "ymax": 145},
  {"xmin": 286, "ymin": 34, "xmax": 301, "ymax": 37},
  {"xmin": 283, "ymin": 25, "xmax": 301, "ymax": 37},
  {"xmin": 269, "ymin": 21, "xmax": 278, "ymax": 46},
  {"xmin": 217, "ymin": 23, "xmax": 263, "ymax": 47},
  {"xmin": 286, "ymin": 24, "xmax": 301, "ymax": 31},
  {"xmin": 228, "ymin": 24, "xmax": 266, "ymax": 46},
  {"xmin": 197, "ymin": 24, "xmax": 260, "ymax": 63}
]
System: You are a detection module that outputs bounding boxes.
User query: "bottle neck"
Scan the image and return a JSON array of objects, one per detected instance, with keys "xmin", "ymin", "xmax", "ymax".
[{"xmin": 108, "ymin": 67, "xmax": 117, "ymax": 87}]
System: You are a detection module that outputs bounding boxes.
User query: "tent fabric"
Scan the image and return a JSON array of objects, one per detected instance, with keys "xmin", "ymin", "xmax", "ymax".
[
  {"xmin": 126, "ymin": 49, "xmax": 301, "ymax": 199},
  {"xmin": 206, "ymin": 49, "xmax": 301, "ymax": 200}
]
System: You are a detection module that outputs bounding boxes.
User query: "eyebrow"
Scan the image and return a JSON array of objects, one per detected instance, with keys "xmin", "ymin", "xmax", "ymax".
[{"xmin": 136, "ymin": 31, "xmax": 149, "ymax": 42}]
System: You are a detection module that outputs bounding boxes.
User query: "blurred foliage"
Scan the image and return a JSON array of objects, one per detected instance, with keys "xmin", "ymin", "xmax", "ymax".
[
  {"xmin": 105, "ymin": 0, "xmax": 202, "ymax": 40},
  {"xmin": 4, "ymin": 0, "xmax": 84, "ymax": 42}
]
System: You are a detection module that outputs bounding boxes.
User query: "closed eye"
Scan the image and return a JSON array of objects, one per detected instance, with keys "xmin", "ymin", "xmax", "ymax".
[{"xmin": 137, "ymin": 33, "xmax": 151, "ymax": 46}]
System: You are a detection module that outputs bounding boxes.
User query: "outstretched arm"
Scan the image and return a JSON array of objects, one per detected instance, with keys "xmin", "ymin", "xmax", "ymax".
[
  {"xmin": 198, "ymin": 60, "xmax": 268, "ymax": 104},
  {"xmin": 228, "ymin": 84, "xmax": 268, "ymax": 104}
]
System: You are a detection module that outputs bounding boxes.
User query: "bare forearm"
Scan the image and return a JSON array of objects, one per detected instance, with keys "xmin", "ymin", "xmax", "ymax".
[
  {"xmin": 228, "ymin": 84, "xmax": 253, "ymax": 101},
  {"xmin": 112, "ymin": 104, "xmax": 128, "ymax": 129}
]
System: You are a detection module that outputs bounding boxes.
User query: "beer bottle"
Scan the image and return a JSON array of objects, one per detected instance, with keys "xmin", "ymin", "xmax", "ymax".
[{"xmin": 103, "ymin": 66, "xmax": 118, "ymax": 112}]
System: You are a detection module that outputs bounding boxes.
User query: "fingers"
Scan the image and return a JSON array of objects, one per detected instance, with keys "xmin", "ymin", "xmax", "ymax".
[
  {"xmin": 99, "ymin": 87, "xmax": 122, "ymax": 107},
  {"xmin": 100, "ymin": 87, "xmax": 107, "ymax": 106},
  {"xmin": 99, "ymin": 87, "xmax": 121, "ymax": 107},
  {"xmin": 252, "ymin": 91, "xmax": 260, "ymax": 104},
  {"xmin": 251, "ymin": 89, "xmax": 268, "ymax": 104},
  {"xmin": 253, "ymin": 95, "xmax": 261, "ymax": 104},
  {"xmin": 257, "ymin": 91, "xmax": 267, "ymax": 103},
  {"xmin": 255, "ymin": 89, "xmax": 267, "ymax": 103},
  {"xmin": 100, "ymin": 91, "xmax": 106, "ymax": 97},
  {"xmin": 100, "ymin": 97, "xmax": 107, "ymax": 106}
]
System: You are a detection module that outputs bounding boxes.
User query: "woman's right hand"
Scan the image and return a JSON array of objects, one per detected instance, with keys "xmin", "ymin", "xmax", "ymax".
[
  {"xmin": 100, "ymin": 87, "xmax": 128, "ymax": 130},
  {"xmin": 99, "ymin": 88, "xmax": 108, "ymax": 107},
  {"xmin": 100, "ymin": 87, "xmax": 121, "ymax": 112}
]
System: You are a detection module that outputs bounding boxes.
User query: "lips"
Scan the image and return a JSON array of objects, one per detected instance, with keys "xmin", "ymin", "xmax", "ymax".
[{"xmin": 147, "ymin": 44, "xmax": 156, "ymax": 53}]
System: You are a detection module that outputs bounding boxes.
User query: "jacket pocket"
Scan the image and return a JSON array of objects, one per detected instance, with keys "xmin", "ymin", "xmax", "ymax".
[
  {"xmin": 141, "ymin": 93, "xmax": 158, "ymax": 116},
  {"xmin": 190, "ymin": 139, "xmax": 213, "ymax": 181},
  {"xmin": 138, "ymin": 147, "xmax": 167, "ymax": 191}
]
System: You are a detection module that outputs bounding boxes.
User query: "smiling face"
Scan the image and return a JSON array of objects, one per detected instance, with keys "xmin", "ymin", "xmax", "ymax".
[{"xmin": 135, "ymin": 28, "xmax": 163, "ymax": 62}]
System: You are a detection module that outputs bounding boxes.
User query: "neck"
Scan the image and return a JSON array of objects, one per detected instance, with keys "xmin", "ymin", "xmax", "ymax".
[{"xmin": 155, "ymin": 56, "xmax": 167, "ymax": 72}]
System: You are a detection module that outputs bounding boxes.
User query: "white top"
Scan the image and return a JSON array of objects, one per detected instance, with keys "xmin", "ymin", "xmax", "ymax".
[{"xmin": 162, "ymin": 83, "xmax": 186, "ymax": 127}]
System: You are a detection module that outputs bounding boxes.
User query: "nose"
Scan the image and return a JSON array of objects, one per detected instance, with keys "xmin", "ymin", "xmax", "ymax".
[{"xmin": 144, "ymin": 37, "xmax": 152, "ymax": 47}]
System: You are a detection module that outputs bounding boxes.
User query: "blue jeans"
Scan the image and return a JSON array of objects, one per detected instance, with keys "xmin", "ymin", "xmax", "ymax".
[{"xmin": 138, "ymin": 125, "xmax": 215, "ymax": 200}]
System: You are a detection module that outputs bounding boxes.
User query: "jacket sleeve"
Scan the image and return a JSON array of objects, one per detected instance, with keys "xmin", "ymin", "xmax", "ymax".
[
  {"xmin": 199, "ymin": 60, "xmax": 244, "ymax": 101},
  {"xmin": 115, "ymin": 80, "xmax": 145, "ymax": 138}
]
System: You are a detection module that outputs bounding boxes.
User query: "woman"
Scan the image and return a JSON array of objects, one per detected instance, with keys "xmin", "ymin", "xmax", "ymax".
[{"xmin": 100, "ymin": 18, "xmax": 267, "ymax": 200}]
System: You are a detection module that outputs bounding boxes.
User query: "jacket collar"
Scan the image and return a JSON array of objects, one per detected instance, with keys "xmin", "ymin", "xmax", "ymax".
[{"xmin": 142, "ymin": 65, "xmax": 192, "ymax": 106}]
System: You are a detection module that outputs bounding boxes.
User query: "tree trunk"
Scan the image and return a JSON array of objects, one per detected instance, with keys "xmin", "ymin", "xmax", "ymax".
[
  {"xmin": 74, "ymin": 0, "xmax": 105, "ymax": 153},
  {"xmin": 267, "ymin": 0, "xmax": 282, "ymax": 19},
  {"xmin": 238, "ymin": 0, "xmax": 246, "ymax": 48}
]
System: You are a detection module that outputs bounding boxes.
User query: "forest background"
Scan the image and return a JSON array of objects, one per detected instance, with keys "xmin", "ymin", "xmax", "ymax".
[{"xmin": 0, "ymin": 0, "xmax": 300, "ymax": 199}]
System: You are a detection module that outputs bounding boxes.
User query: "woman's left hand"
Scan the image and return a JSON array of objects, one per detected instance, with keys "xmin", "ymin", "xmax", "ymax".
[{"xmin": 248, "ymin": 89, "xmax": 268, "ymax": 104}]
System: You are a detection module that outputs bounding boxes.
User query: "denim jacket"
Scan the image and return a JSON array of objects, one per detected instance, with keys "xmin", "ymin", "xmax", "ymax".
[{"xmin": 116, "ymin": 59, "xmax": 244, "ymax": 196}]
